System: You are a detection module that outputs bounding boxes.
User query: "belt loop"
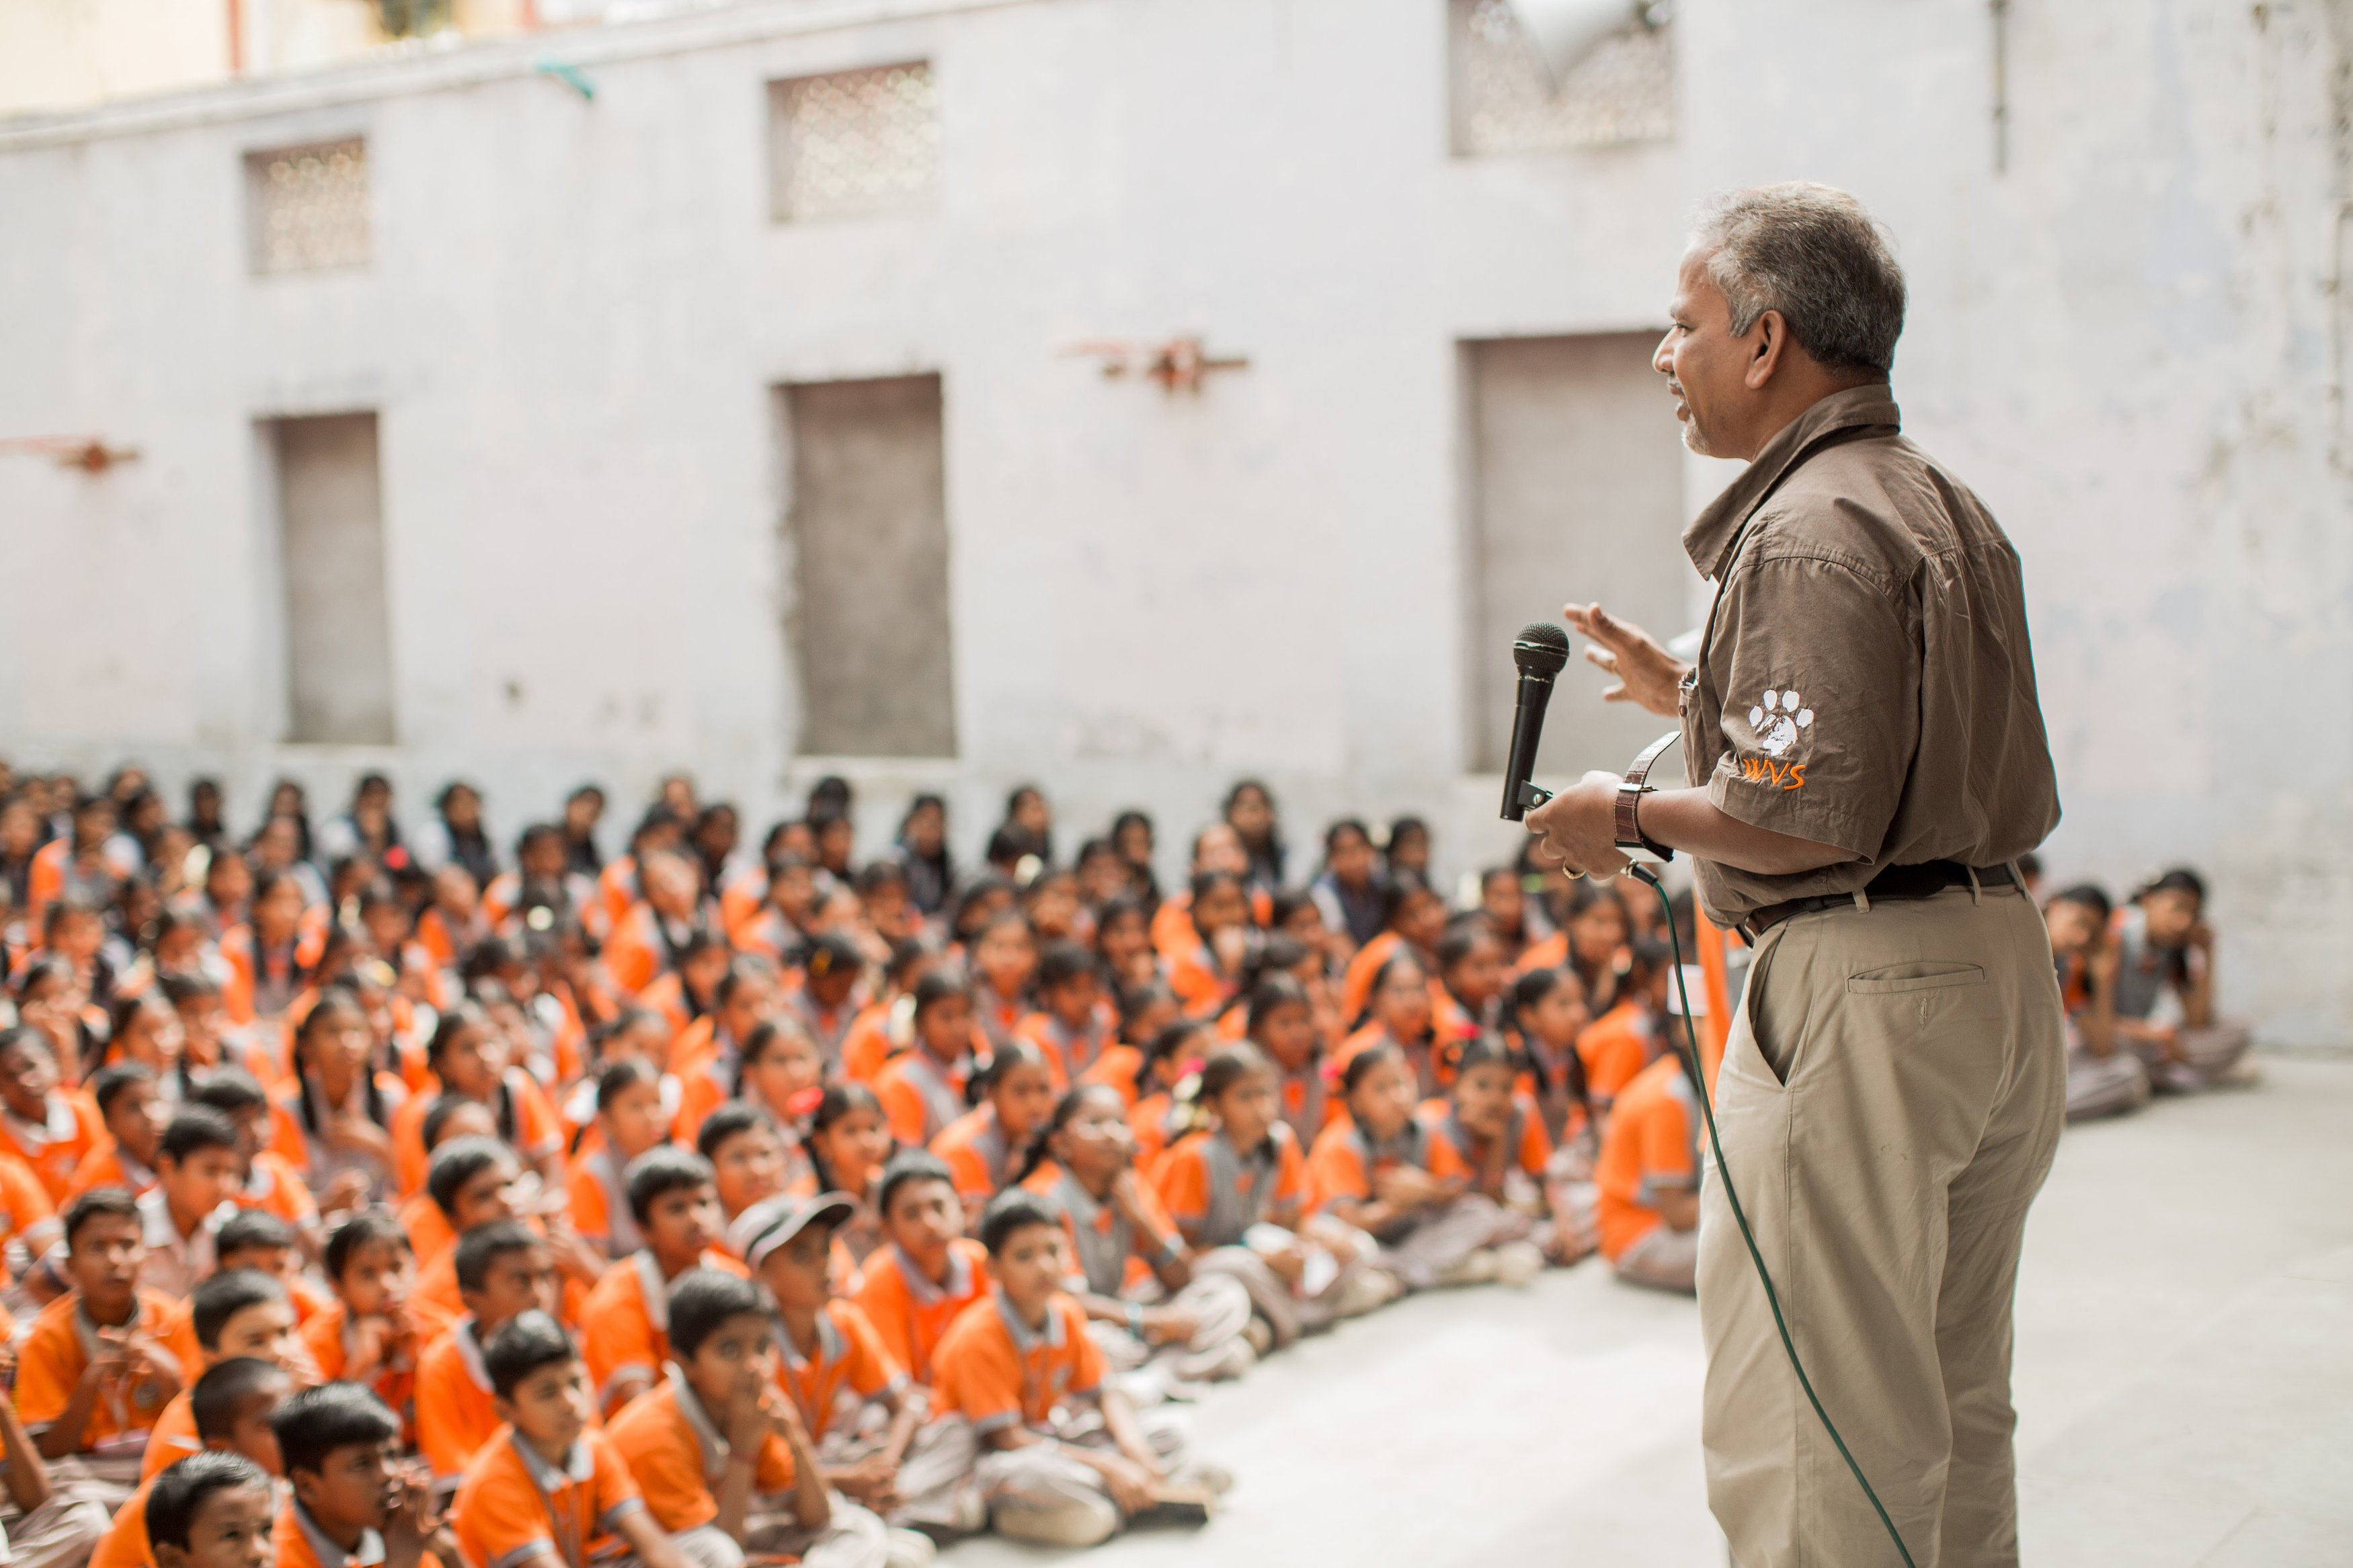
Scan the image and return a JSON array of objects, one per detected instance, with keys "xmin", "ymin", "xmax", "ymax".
[
  {"xmin": 1851, "ymin": 889, "xmax": 1870, "ymax": 914},
  {"xmin": 1966, "ymin": 865, "xmax": 1983, "ymax": 905}
]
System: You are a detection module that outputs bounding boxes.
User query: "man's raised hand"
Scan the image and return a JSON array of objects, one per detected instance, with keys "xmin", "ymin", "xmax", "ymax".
[{"xmin": 1564, "ymin": 602, "xmax": 1686, "ymax": 718}]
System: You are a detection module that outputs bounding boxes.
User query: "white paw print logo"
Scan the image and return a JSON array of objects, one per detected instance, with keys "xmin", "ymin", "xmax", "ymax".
[{"xmin": 1749, "ymin": 690, "xmax": 1814, "ymax": 758}]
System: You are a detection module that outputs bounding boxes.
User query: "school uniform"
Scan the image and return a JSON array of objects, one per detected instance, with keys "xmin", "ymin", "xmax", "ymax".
[
  {"xmin": 132, "ymin": 1188, "xmax": 235, "ymax": 1301},
  {"xmin": 450, "ymin": 1426, "xmax": 642, "ymax": 1568},
  {"xmin": 1420, "ymin": 1096, "xmax": 1583, "ymax": 1270},
  {"xmin": 0, "ymin": 1094, "xmax": 104, "ymax": 1204},
  {"xmin": 850, "ymin": 1241, "xmax": 990, "ymax": 1389},
  {"xmin": 275, "ymin": 1495, "xmax": 438, "ymax": 1568},
  {"xmin": 1577, "ymin": 999, "xmax": 1657, "ymax": 1116},
  {"xmin": 579, "ymin": 1249, "xmax": 747, "ymax": 1414},
  {"xmin": 837, "ymin": 1000, "xmax": 906, "ymax": 1088},
  {"xmin": 606, "ymin": 1370, "xmax": 902, "ymax": 1568},
  {"xmin": 871, "ymin": 1053, "xmax": 968, "ymax": 1153},
  {"xmin": 1593, "ymin": 1054, "xmax": 1700, "ymax": 1293},
  {"xmin": 0, "ymin": 1150, "xmax": 58, "ymax": 1271},
  {"xmin": 930, "ymin": 1290, "xmax": 1207, "ymax": 1550},
  {"xmin": 83, "ymin": 1475, "xmax": 156, "ymax": 1568},
  {"xmin": 1012, "ymin": 1006, "xmax": 1115, "ymax": 1089},
  {"xmin": 15, "ymin": 1290, "xmax": 204, "ymax": 1493},
  {"xmin": 301, "ymin": 1294, "xmax": 456, "ymax": 1447},
  {"xmin": 1304, "ymin": 1117, "xmax": 1511, "ymax": 1291},
  {"xmin": 927, "ymin": 1107, "xmax": 1028, "ymax": 1219},
  {"xmin": 1025, "ymin": 1158, "xmax": 1254, "ymax": 1382},
  {"xmin": 2108, "ymin": 908, "xmax": 2251, "ymax": 1089},
  {"xmin": 415, "ymin": 1315, "xmax": 503, "ymax": 1479},
  {"xmin": 567, "ymin": 1141, "xmax": 647, "ymax": 1260},
  {"xmin": 268, "ymin": 1072, "xmax": 407, "ymax": 1204}
]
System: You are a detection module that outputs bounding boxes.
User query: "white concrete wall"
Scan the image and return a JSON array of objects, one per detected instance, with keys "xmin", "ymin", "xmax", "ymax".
[{"xmin": 0, "ymin": 0, "xmax": 2346, "ymax": 1045}]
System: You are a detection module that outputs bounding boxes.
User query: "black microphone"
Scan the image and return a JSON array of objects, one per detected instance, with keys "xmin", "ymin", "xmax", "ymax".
[{"xmin": 1501, "ymin": 620, "xmax": 1570, "ymax": 821}]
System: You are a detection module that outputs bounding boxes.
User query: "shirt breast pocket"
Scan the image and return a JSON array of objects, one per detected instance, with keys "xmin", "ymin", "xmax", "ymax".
[{"xmin": 1844, "ymin": 962, "xmax": 1985, "ymax": 995}]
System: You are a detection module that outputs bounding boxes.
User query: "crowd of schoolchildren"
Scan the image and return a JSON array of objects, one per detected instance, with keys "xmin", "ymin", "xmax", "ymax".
[{"xmin": 0, "ymin": 761, "xmax": 2247, "ymax": 1568}]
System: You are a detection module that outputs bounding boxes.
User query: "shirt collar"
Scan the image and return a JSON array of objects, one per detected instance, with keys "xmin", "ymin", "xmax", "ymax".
[
  {"xmin": 992, "ymin": 1286, "xmax": 1064, "ymax": 1352},
  {"xmin": 292, "ymin": 1501, "xmax": 385, "ymax": 1568},
  {"xmin": 776, "ymin": 1305, "xmax": 844, "ymax": 1373},
  {"xmin": 452, "ymin": 1315, "xmax": 492, "ymax": 1393},
  {"xmin": 663, "ymin": 1364, "xmax": 733, "ymax": 1483},
  {"xmin": 892, "ymin": 1243, "xmax": 970, "ymax": 1307},
  {"xmin": 508, "ymin": 1426, "xmax": 596, "ymax": 1488},
  {"xmin": 1681, "ymin": 383, "xmax": 1901, "ymax": 581}
]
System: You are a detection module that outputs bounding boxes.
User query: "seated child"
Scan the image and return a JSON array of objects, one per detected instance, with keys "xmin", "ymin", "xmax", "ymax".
[
  {"xmin": 274, "ymin": 1381, "xmax": 451, "ymax": 1568},
  {"xmin": 2044, "ymin": 884, "xmax": 2150, "ymax": 1122},
  {"xmin": 873, "ymin": 977, "xmax": 977, "ymax": 1150},
  {"xmin": 140, "ymin": 1269, "xmax": 305, "ymax": 1481},
  {"xmin": 929, "ymin": 1043, "xmax": 1056, "ymax": 1225},
  {"xmin": 734, "ymin": 1195, "xmax": 972, "ymax": 1541},
  {"xmin": 839, "ymin": 942, "xmax": 933, "ymax": 1089},
  {"xmin": 69, "ymin": 1063, "xmax": 165, "ymax": 1198},
  {"xmin": 804, "ymin": 1086, "xmax": 891, "ymax": 1270},
  {"xmin": 189, "ymin": 1071, "xmax": 323, "ymax": 1249},
  {"xmin": 89, "ymin": 1358, "xmax": 292, "ymax": 1568},
  {"xmin": 1241, "ymin": 977, "xmax": 1333, "ymax": 1149},
  {"xmin": 415, "ymin": 1221, "xmax": 563, "ymax": 1479},
  {"xmin": 2110, "ymin": 868, "xmax": 2251, "ymax": 1091},
  {"xmin": 413, "ymin": 1137, "xmax": 600, "ymax": 1324},
  {"xmin": 1574, "ymin": 938, "xmax": 1673, "ymax": 1126},
  {"xmin": 1419, "ymin": 1037, "xmax": 1580, "ymax": 1272},
  {"xmin": 1126, "ymin": 1020, "xmax": 1210, "ymax": 1171},
  {"xmin": 135, "ymin": 1109, "xmax": 246, "ymax": 1301},
  {"xmin": 931, "ymin": 1191, "xmax": 1228, "ymax": 1549},
  {"xmin": 850, "ymin": 1155, "xmax": 988, "ymax": 1390},
  {"xmin": 1023, "ymin": 1083, "xmax": 1259, "ymax": 1384},
  {"xmin": 451, "ymin": 1311, "xmax": 690, "ymax": 1568},
  {"xmin": 17, "ymin": 1190, "xmax": 205, "ymax": 1491},
  {"xmin": 1334, "ymin": 954, "xmax": 1444, "ymax": 1102},
  {"xmin": 580, "ymin": 1149, "xmax": 739, "ymax": 1417},
  {"xmin": 214, "ymin": 1209, "xmax": 335, "ymax": 1325},
  {"xmin": 0, "ymin": 1026, "xmax": 104, "ymax": 1204},
  {"xmin": 401, "ymin": 1096, "xmax": 501, "ymax": 1272},
  {"xmin": 303, "ymin": 1210, "xmax": 451, "ymax": 1447},
  {"xmin": 1080, "ymin": 983, "xmax": 1181, "ymax": 1111},
  {"xmin": 731, "ymin": 1020, "xmax": 828, "ymax": 1143},
  {"xmin": 695, "ymin": 1104, "xmax": 807, "ymax": 1229},
  {"xmin": 1148, "ymin": 1050, "xmax": 1387, "ymax": 1342},
  {"xmin": 270, "ymin": 988, "xmax": 406, "ymax": 1206},
  {"xmin": 1014, "ymin": 944, "xmax": 1115, "ymax": 1087},
  {"xmin": 1503, "ymin": 967, "xmax": 1595, "ymax": 1157},
  {"xmin": 567, "ymin": 1059, "xmax": 675, "ymax": 1261},
  {"xmin": 1592, "ymin": 1047, "xmax": 1702, "ymax": 1295},
  {"xmin": 138, "ymin": 1452, "xmax": 277, "ymax": 1568},
  {"xmin": 1306, "ymin": 1044, "xmax": 1517, "ymax": 1292},
  {"xmin": 607, "ymin": 1269, "xmax": 922, "ymax": 1568}
]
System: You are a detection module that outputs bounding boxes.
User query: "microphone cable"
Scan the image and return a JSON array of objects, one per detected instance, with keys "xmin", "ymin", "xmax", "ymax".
[{"xmin": 1626, "ymin": 862, "xmax": 1920, "ymax": 1568}]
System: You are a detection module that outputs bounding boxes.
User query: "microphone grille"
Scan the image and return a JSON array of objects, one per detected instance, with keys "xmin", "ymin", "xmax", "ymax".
[{"xmin": 1512, "ymin": 620, "xmax": 1570, "ymax": 675}]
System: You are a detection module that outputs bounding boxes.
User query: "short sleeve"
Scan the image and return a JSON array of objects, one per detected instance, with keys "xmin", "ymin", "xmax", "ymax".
[
  {"xmin": 580, "ymin": 1276, "xmax": 656, "ymax": 1403},
  {"xmin": 1306, "ymin": 1137, "xmax": 1365, "ymax": 1215},
  {"xmin": 932, "ymin": 1323, "xmax": 1019, "ymax": 1433},
  {"xmin": 588, "ymin": 1432, "xmax": 647, "ymax": 1532},
  {"xmin": 1705, "ymin": 552, "xmax": 1917, "ymax": 857},
  {"xmin": 852, "ymin": 1270, "xmax": 916, "ymax": 1383},
  {"xmin": 1423, "ymin": 1133, "xmax": 1468, "ymax": 1183},
  {"xmin": 1152, "ymin": 1140, "xmax": 1208, "ymax": 1224},
  {"xmin": 1516, "ymin": 1104, "xmax": 1554, "ymax": 1174},
  {"xmin": 0, "ymin": 1157, "xmax": 55, "ymax": 1237},
  {"xmin": 1272, "ymin": 1137, "xmax": 1307, "ymax": 1207},
  {"xmin": 568, "ymin": 1167, "xmax": 610, "ymax": 1248}
]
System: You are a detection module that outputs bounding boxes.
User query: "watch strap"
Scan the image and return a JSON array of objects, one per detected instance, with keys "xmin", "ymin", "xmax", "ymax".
[{"xmin": 1613, "ymin": 730, "xmax": 1682, "ymax": 860}]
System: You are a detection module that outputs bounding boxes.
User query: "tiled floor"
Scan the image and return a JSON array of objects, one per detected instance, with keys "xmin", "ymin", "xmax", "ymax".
[{"xmin": 944, "ymin": 1057, "xmax": 2353, "ymax": 1566}]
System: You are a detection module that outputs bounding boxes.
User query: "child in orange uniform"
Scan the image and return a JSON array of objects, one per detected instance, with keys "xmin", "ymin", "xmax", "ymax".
[
  {"xmin": 303, "ymin": 1211, "xmax": 450, "ymax": 1447},
  {"xmin": 578, "ymin": 1149, "xmax": 740, "ymax": 1419},
  {"xmin": 1576, "ymin": 938, "xmax": 1671, "ymax": 1126},
  {"xmin": 414, "ymin": 1221, "xmax": 563, "ymax": 1480},
  {"xmin": 138, "ymin": 1453, "xmax": 278, "ymax": 1568},
  {"xmin": 1593, "ymin": 1046, "xmax": 1701, "ymax": 1295},
  {"xmin": 850, "ymin": 1156, "xmax": 988, "ymax": 1391},
  {"xmin": 451, "ymin": 1312, "xmax": 689, "ymax": 1568},
  {"xmin": 1024, "ymin": 1083, "xmax": 1259, "ymax": 1383},
  {"xmin": 270, "ymin": 989, "xmax": 405, "ymax": 1208},
  {"xmin": 271, "ymin": 1383, "xmax": 449, "ymax": 1568},
  {"xmin": 872, "ymin": 977, "xmax": 975, "ymax": 1151},
  {"xmin": 566, "ymin": 1059, "xmax": 674, "ymax": 1263},
  {"xmin": 928, "ymin": 1043, "xmax": 1056, "ymax": 1225},
  {"xmin": 17, "ymin": 1190, "xmax": 206, "ymax": 1493},
  {"xmin": 606, "ymin": 1268, "xmax": 910, "ymax": 1568},
  {"xmin": 139, "ymin": 1269, "xmax": 305, "ymax": 1482},
  {"xmin": 1307, "ymin": 1044, "xmax": 1518, "ymax": 1294},
  {"xmin": 0, "ymin": 1027, "xmax": 104, "ymax": 1204},
  {"xmin": 1417, "ymin": 1036, "xmax": 1572, "ymax": 1274},
  {"xmin": 70, "ymin": 1064, "xmax": 166, "ymax": 1198},
  {"xmin": 1014, "ymin": 944, "xmax": 1114, "ymax": 1087},
  {"xmin": 805, "ymin": 1085, "xmax": 891, "ymax": 1272},
  {"xmin": 930, "ymin": 1192, "xmax": 1227, "ymax": 1549},
  {"xmin": 88, "ymin": 1358, "xmax": 290, "ymax": 1568}
]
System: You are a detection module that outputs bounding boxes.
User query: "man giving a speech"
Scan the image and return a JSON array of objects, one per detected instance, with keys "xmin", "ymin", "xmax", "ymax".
[{"xmin": 1524, "ymin": 183, "xmax": 2065, "ymax": 1568}]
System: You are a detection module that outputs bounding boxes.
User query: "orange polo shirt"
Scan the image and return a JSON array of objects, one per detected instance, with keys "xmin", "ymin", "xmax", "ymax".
[
  {"xmin": 773, "ymin": 1299, "xmax": 905, "ymax": 1443},
  {"xmin": 87, "ymin": 1479, "xmax": 154, "ymax": 1568},
  {"xmin": 932, "ymin": 1290, "xmax": 1103, "ymax": 1436},
  {"xmin": 137, "ymin": 1390, "xmax": 201, "ymax": 1481},
  {"xmin": 414, "ymin": 1318, "xmax": 499, "ymax": 1480},
  {"xmin": 1304, "ymin": 1118, "xmax": 1468, "ymax": 1217},
  {"xmin": 1154, "ymin": 1128, "xmax": 1305, "ymax": 1240},
  {"xmin": 302, "ymin": 1296, "xmax": 456, "ymax": 1447},
  {"xmin": 452, "ymin": 1426, "xmax": 643, "ymax": 1568},
  {"xmin": 1594, "ymin": 1055, "xmax": 1699, "ymax": 1262},
  {"xmin": 578, "ymin": 1250, "xmax": 748, "ymax": 1412},
  {"xmin": 15, "ymin": 1291, "xmax": 204, "ymax": 1454},
  {"xmin": 0, "ymin": 1094, "xmax": 104, "ymax": 1204},
  {"xmin": 1578, "ymin": 1001, "xmax": 1655, "ymax": 1108},
  {"xmin": 606, "ymin": 1379, "xmax": 794, "ymax": 1533},
  {"xmin": 850, "ymin": 1240, "xmax": 990, "ymax": 1389}
]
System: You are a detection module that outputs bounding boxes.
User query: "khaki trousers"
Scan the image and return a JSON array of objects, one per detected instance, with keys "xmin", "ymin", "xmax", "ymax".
[{"xmin": 1700, "ymin": 883, "xmax": 2064, "ymax": 1568}]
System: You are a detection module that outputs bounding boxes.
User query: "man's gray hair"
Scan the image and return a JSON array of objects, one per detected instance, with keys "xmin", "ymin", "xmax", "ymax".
[{"xmin": 1692, "ymin": 183, "xmax": 1906, "ymax": 376}]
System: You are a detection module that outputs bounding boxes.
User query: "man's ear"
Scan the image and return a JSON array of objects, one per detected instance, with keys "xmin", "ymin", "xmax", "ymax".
[{"xmin": 1745, "ymin": 308, "xmax": 1791, "ymax": 390}]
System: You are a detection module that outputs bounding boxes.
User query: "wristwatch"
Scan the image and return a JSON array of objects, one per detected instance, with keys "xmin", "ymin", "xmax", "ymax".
[{"xmin": 1614, "ymin": 731, "xmax": 1681, "ymax": 862}]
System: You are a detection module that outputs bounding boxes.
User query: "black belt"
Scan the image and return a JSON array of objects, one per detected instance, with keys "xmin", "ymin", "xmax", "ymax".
[{"xmin": 1742, "ymin": 860, "xmax": 2019, "ymax": 941}]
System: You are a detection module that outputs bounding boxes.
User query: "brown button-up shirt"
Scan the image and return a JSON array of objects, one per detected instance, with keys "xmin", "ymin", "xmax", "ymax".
[{"xmin": 1675, "ymin": 384, "xmax": 2060, "ymax": 925}]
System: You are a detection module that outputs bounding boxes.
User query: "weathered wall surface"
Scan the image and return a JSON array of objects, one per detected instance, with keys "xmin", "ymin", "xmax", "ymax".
[{"xmin": 0, "ymin": 0, "xmax": 2345, "ymax": 1044}]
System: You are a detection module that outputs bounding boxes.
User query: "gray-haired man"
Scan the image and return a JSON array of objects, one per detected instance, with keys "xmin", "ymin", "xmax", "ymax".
[{"xmin": 1525, "ymin": 183, "xmax": 2065, "ymax": 1567}]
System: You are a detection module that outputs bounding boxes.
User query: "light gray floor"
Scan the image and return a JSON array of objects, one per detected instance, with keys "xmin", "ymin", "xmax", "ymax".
[{"xmin": 941, "ymin": 1057, "xmax": 2353, "ymax": 1567}]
